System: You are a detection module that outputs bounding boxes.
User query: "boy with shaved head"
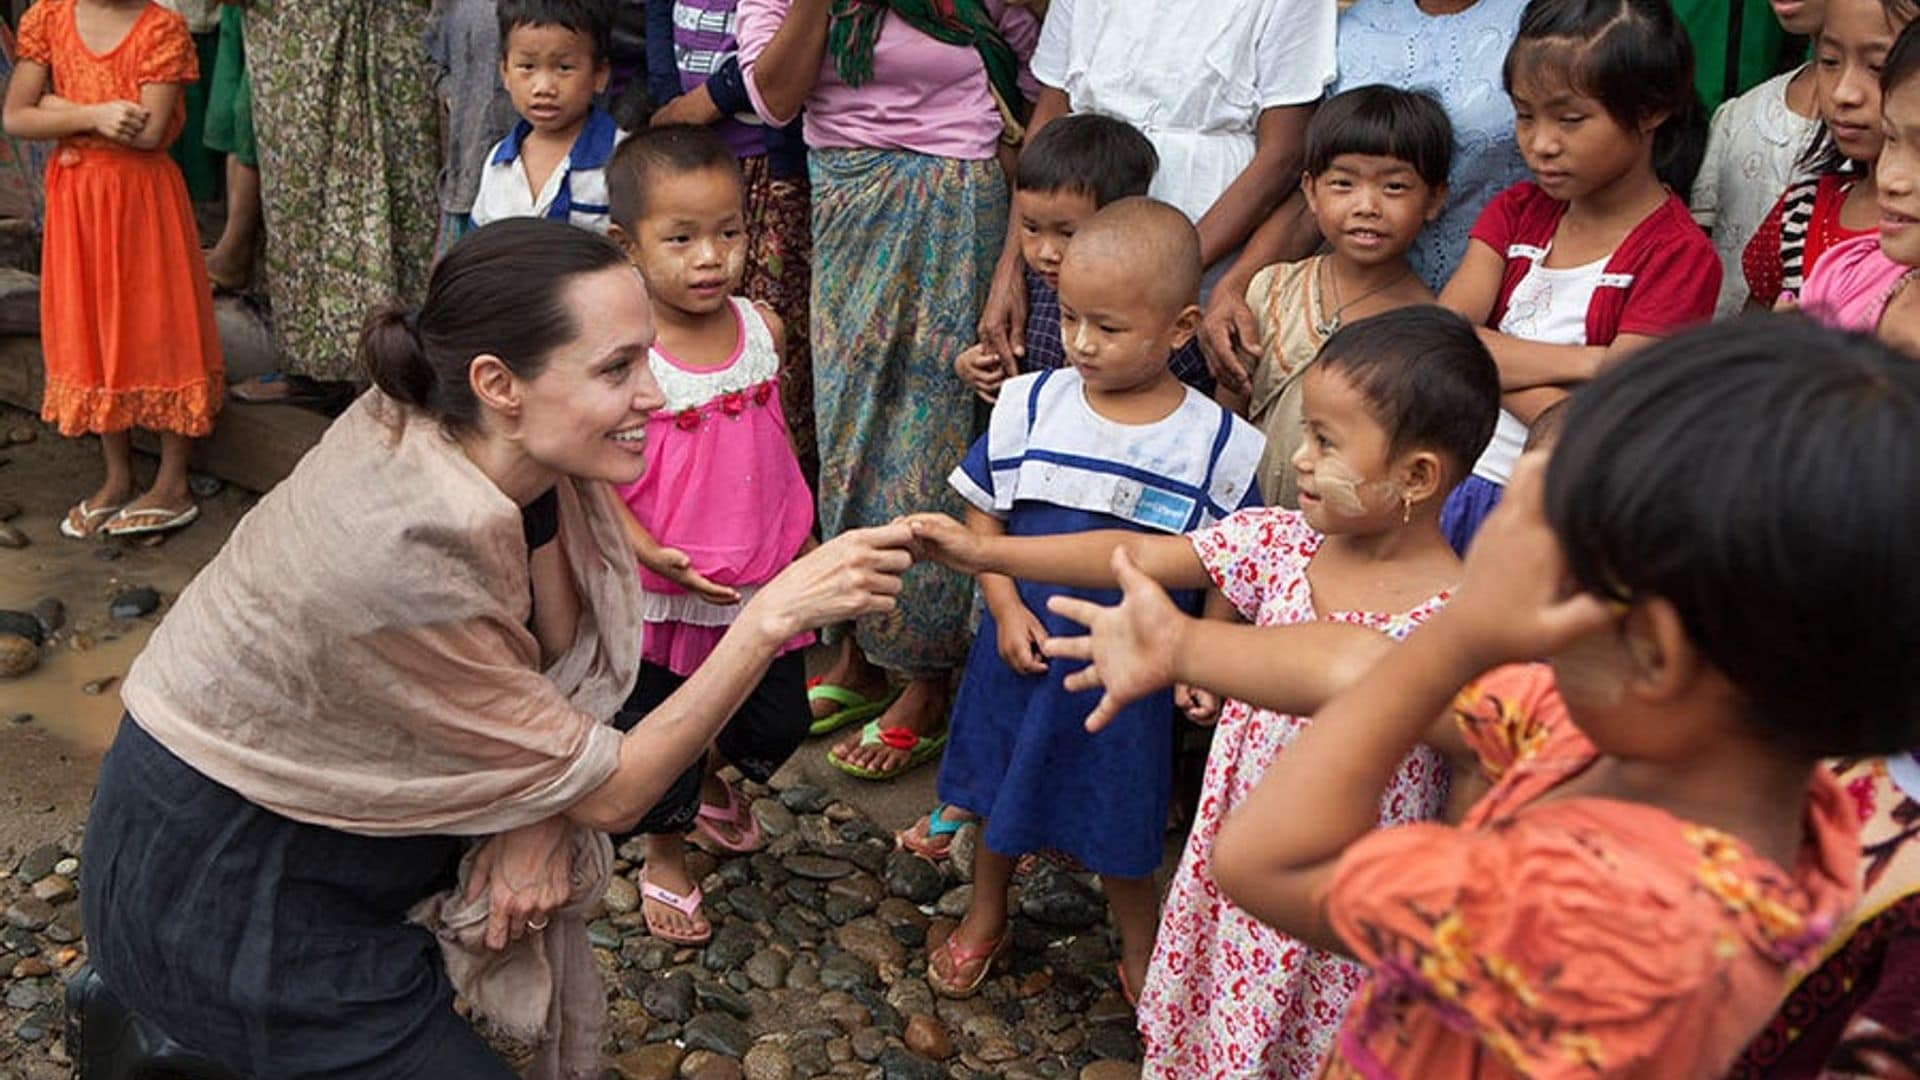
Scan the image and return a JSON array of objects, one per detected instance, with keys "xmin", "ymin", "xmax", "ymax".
[{"xmin": 920, "ymin": 197, "xmax": 1268, "ymax": 1001}]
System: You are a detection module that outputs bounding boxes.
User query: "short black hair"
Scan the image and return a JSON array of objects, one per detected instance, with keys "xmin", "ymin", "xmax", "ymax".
[
  {"xmin": 497, "ymin": 0, "xmax": 613, "ymax": 64},
  {"xmin": 1545, "ymin": 315, "xmax": 1920, "ymax": 758},
  {"xmin": 1506, "ymin": 0, "xmax": 1708, "ymax": 193},
  {"xmin": 1314, "ymin": 306, "xmax": 1500, "ymax": 481},
  {"xmin": 1303, "ymin": 85, "xmax": 1454, "ymax": 190},
  {"xmin": 607, "ymin": 124, "xmax": 742, "ymax": 231},
  {"xmin": 1885, "ymin": 15, "xmax": 1920, "ymax": 98},
  {"xmin": 1016, "ymin": 114, "xmax": 1159, "ymax": 206}
]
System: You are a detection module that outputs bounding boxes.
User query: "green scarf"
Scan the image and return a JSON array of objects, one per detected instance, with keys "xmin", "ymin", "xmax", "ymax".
[{"xmin": 826, "ymin": 0, "xmax": 1030, "ymax": 142}]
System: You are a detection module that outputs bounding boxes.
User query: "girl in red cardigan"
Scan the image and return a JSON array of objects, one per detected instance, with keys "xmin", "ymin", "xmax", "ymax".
[{"xmin": 1437, "ymin": 0, "xmax": 1718, "ymax": 553}]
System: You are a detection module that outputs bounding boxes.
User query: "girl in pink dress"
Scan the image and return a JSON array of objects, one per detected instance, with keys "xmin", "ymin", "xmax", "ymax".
[{"xmin": 605, "ymin": 125, "xmax": 815, "ymax": 946}]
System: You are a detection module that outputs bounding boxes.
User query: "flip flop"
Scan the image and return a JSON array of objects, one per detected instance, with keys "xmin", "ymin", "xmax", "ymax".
[
  {"xmin": 828, "ymin": 719, "xmax": 948, "ymax": 781},
  {"xmin": 638, "ymin": 873, "xmax": 712, "ymax": 946},
  {"xmin": 59, "ymin": 498, "xmax": 125, "ymax": 539},
  {"xmin": 928, "ymin": 925, "xmax": 1010, "ymax": 999},
  {"xmin": 101, "ymin": 503, "xmax": 199, "ymax": 538},
  {"xmin": 690, "ymin": 780, "xmax": 762, "ymax": 854},
  {"xmin": 807, "ymin": 677, "xmax": 901, "ymax": 736},
  {"xmin": 896, "ymin": 804, "xmax": 969, "ymax": 862}
]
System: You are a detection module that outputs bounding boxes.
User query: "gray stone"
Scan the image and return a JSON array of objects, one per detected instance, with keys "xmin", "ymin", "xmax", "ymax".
[
  {"xmin": 29, "ymin": 874, "xmax": 74, "ymax": 904},
  {"xmin": 604, "ymin": 874, "xmax": 641, "ymax": 916},
  {"xmin": 704, "ymin": 922, "xmax": 758, "ymax": 970},
  {"xmin": 848, "ymin": 1027, "xmax": 886, "ymax": 1063},
  {"xmin": 4, "ymin": 896, "xmax": 54, "ymax": 931},
  {"xmin": 744, "ymin": 948, "xmax": 789, "ymax": 990},
  {"xmin": 52, "ymin": 857, "xmax": 78, "ymax": 877},
  {"xmin": 31, "ymin": 597, "xmax": 64, "ymax": 634},
  {"xmin": 934, "ymin": 885, "xmax": 972, "ymax": 920},
  {"xmin": 788, "ymin": 1033, "xmax": 831, "ymax": 1076},
  {"xmin": 752, "ymin": 799, "xmax": 796, "ymax": 838},
  {"xmin": 642, "ymin": 972, "xmax": 695, "ymax": 1024},
  {"xmin": 741, "ymin": 1041, "xmax": 795, "ymax": 1080},
  {"xmin": 881, "ymin": 852, "xmax": 944, "ymax": 905},
  {"xmin": 613, "ymin": 1043, "xmax": 686, "ymax": 1080},
  {"xmin": 817, "ymin": 951, "xmax": 877, "ymax": 992},
  {"xmin": 885, "ymin": 978, "xmax": 936, "ymax": 1018},
  {"xmin": 43, "ymin": 908, "xmax": 82, "ymax": 944},
  {"xmin": 588, "ymin": 919, "xmax": 622, "ymax": 949},
  {"xmin": 782, "ymin": 854, "xmax": 855, "ymax": 881},
  {"xmin": 1019, "ymin": 868, "xmax": 1104, "ymax": 930},
  {"xmin": 878, "ymin": 1045, "xmax": 946, "ymax": 1080},
  {"xmin": 188, "ymin": 473, "xmax": 224, "ymax": 498},
  {"xmin": 0, "ymin": 634, "xmax": 36, "ymax": 677},
  {"xmin": 17, "ymin": 843, "xmax": 62, "ymax": 883},
  {"xmin": 5, "ymin": 978, "xmax": 50, "ymax": 1009},
  {"xmin": 107, "ymin": 586, "xmax": 161, "ymax": 620},
  {"xmin": 835, "ymin": 920, "xmax": 906, "ymax": 976},
  {"xmin": 694, "ymin": 980, "xmax": 753, "ymax": 1020},
  {"xmin": 777, "ymin": 784, "xmax": 833, "ymax": 814},
  {"xmin": 1085, "ymin": 1025, "xmax": 1140, "ymax": 1062},
  {"xmin": 726, "ymin": 883, "xmax": 778, "ymax": 924},
  {"xmin": 683, "ymin": 1011, "xmax": 753, "ymax": 1059},
  {"xmin": 0, "ymin": 609, "xmax": 43, "ymax": 645},
  {"xmin": 3, "ymin": 926, "xmax": 40, "ymax": 955},
  {"xmin": 823, "ymin": 874, "xmax": 884, "ymax": 923},
  {"xmin": 625, "ymin": 938, "xmax": 675, "ymax": 973}
]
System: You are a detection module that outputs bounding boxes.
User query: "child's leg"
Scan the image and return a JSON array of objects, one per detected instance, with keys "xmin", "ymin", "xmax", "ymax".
[
  {"xmin": 92, "ymin": 432, "xmax": 137, "ymax": 508},
  {"xmin": 613, "ymin": 661, "xmax": 712, "ymax": 941},
  {"xmin": 931, "ymin": 839, "xmax": 1014, "ymax": 992},
  {"xmin": 206, "ymin": 156, "xmax": 260, "ymax": 286},
  {"xmin": 706, "ymin": 651, "xmax": 808, "ymax": 843},
  {"xmin": 134, "ymin": 432, "xmax": 194, "ymax": 510},
  {"xmin": 1102, "ymin": 873, "xmax": 1159, "ymax": 1001}
]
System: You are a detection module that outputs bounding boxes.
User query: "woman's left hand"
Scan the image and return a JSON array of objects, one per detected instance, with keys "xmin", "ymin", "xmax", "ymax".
[
  {"xmin": 1042, "ymin": 547, "xmax": 1190, "ymax": 732},
  {"xmin": 466, "ymin": 816, "xmax": 574, "ymax": 950}
]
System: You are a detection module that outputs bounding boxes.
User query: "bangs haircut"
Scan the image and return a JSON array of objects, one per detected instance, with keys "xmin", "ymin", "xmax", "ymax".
[
  {"xmin": 1303, "ymin": 85, "xmax": 1454, "ymax": 190},
  {"xmin": 1313, "ymin": 306, "xmax": 1500, "ymax": 482},
  {"xmin": 1016, "ymin": 113, "xmax": 1160, "ymax": 206},
  {"xmin": 1545, "ymin": 316, "xmax": 1920, "ymax": 759},
  {"xmin": 1883, "ymin": 16, "xmax": 1920, "ymax": 97},
  {"xmin": 607, "ymin": 124, "xmax": 743, "ymax": 232},
  {"xmin": 497, "ymin": 0, "xmax": 614, "ymax": 64},
  {"xmin": 1505, "ymin": 0, "xmax": 1707, "ymax": 192}
]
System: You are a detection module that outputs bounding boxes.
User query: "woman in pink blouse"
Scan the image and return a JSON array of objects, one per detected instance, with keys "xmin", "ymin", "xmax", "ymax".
[{"xmin": 737, "ymin": 0, "xmax": 1038, "ymax": 779}]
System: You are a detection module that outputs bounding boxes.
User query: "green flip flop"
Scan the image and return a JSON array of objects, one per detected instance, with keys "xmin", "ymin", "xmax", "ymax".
[
  {"xmin": 807, "ymin": 679, "xmax": 902, "ymax": 736},
  {"xmin": 828, "ymin": 719, "xmax": 949, "ymax": 781}
]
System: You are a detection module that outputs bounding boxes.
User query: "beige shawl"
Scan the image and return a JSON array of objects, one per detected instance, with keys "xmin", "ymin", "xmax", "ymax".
[
  {"xmin": 1246, "ymin": 256, "xmax": 1329, "ymax": 509},
  {"xmin": 122, "ymin": 390, "xmax": 644, "ymax": 1077}
]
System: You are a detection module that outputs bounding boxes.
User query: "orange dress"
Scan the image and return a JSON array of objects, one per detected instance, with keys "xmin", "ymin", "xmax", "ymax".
[
  {"xmin": 18, "ymin": 0, "xmax": 221, "ymax": 437},
  {"xmin": 1315, "ymin": 663, "xmax": 1860, "ymax": 1079}
]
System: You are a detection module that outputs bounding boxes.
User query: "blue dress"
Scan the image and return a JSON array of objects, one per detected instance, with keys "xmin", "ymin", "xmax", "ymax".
[
  {"xmin": 1331, "ymin": 0, "xmax": 1531, "ymax": 291},
  {"xmin": 937, "ymin": 369, "xmax": 1264, "ymax": 878}
]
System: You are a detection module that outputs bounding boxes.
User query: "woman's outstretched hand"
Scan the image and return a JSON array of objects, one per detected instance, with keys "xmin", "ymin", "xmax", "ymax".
[
  {"xmin": 1041, "ymin": 547, "xmax": 1189, "ymax": 732},
  {"xmin": 746, "ymin": 523, "xmax": 915, "ymax": 641}
]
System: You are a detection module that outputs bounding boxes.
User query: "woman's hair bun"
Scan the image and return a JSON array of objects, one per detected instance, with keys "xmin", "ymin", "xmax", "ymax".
[{"xmin": 360, "ymin": 303, "xmax": 434, "ymax": 409}]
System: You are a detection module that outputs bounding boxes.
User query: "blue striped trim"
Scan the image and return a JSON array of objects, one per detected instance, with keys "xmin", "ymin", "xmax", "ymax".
[{"xmin": 987, "ymin": 448, "xmax": 1236, "ymax": 521}]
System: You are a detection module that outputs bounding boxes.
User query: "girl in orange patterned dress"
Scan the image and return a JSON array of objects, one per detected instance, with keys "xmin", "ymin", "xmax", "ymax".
[{"xmin": 2, "ymin": 0, "xmax": 220, "ymax": 538}]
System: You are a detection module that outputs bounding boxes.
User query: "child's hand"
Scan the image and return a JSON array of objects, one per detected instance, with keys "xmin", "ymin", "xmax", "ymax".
[
  {"xmin": 994, "ymin": 602, "xmax": 1049, "ymax": 676},
  {"xmin": 1437, "ymin": 453, "xmax": 1615, "ymax": 669},
  {"xmin": 90, "ymin": 101, "xmax": 147, "ymax": 143},
  {"xmin": 1176, "ymin": 683, "xmax": 1222, "ymax": 725},
  {"xmin": 953, "ymin": 343, "xmax": 1014, "ymax": 404},
  {"xmin": 1044, "ymin": 548, "xmax": 1188, "ymax": 732},
  {"xmin": 640, "ymin": 545, "xmax": 742, "ymax": 606},
  {"xmin": 901, "ymin": 512, "xmax": 986, "ymax": 574}
]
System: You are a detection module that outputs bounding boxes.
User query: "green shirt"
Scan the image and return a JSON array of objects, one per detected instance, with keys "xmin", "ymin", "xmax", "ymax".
[{"xmin": 1678, "ymin": 0, "xmax": 1793, "ymax": 111}]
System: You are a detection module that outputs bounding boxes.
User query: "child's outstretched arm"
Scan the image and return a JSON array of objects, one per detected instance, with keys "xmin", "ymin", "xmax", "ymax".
[
  {"xmin": 1208, "ymin": 456, "xmax": 1613, "ymax": 953},
  {"xmin": 904, "ymin": 512, "xmax": 1214, "ymax": 592},
  {"xmin": 966, "ymin": 508, "xmax": 1048, "ymax": 676}
]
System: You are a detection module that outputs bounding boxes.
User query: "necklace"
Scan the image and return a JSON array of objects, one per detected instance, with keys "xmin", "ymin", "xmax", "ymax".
[{"xmin": 1314, "ymin": 258, "xmax": 1414, "ymax": 337}]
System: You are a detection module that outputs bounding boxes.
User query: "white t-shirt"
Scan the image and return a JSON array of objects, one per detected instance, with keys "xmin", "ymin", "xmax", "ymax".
[
  {"xmin": 1472, "ymin": 249, "xmax": 1609, "ymax": 485},
  {"xmin": 1030, "ymin": 0, "xmax": 1336, "ymax": 227}
]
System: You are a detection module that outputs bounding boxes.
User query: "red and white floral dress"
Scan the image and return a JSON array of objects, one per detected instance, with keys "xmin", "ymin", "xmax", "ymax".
[{"xmin": 1138, "ymin": 508, "xmax": 1452, "ymax": 1079}]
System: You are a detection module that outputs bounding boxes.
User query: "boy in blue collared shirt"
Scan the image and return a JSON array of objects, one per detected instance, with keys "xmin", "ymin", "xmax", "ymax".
[{"xmin": 472, "ymin": 0, "xmax": 625, "ymax": 234}]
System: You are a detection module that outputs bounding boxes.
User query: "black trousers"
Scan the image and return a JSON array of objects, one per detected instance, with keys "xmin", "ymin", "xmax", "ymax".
[{"xmin": 612, "ymin": 650, "xmax": 809, "ymax": 835}]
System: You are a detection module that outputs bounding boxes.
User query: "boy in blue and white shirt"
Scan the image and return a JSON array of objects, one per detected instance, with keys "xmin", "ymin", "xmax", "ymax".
[{"xmin": 472, "ymin": 0, "xmax": 626, "ymax": 234}]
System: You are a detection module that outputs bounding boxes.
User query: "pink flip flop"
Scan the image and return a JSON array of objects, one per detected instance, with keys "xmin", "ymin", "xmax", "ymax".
[
  {"xmin": 639, "ymin": 874, "xmax": 712, "ymax": 946},
  {"xmin": 691, "ymin": 781, "xmax": 762, "ymax": 854}
]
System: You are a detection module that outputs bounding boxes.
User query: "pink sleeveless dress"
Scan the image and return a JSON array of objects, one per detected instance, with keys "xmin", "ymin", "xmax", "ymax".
[{"xmin": 616, "ymin": 297, "xmax": 814, "ymax": 675}]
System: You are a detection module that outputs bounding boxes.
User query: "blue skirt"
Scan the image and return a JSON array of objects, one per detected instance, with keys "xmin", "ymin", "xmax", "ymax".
[
  {"xmin": 935, "ymin": 511, "xmax": 1194, "ymax": 879},
  {"xmin": 1440, "ymin": 475, "xmax": 1505, "ymax": 556}
]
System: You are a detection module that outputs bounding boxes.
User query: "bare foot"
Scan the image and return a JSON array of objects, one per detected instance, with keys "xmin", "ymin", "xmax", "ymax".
[
  {"xmin": 640, "ymin": 834, "xmax": 711, "ymax": 943},
  {"xmin": 830, "ymin": 676, "xmax": 949, "ymax": 775}
]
